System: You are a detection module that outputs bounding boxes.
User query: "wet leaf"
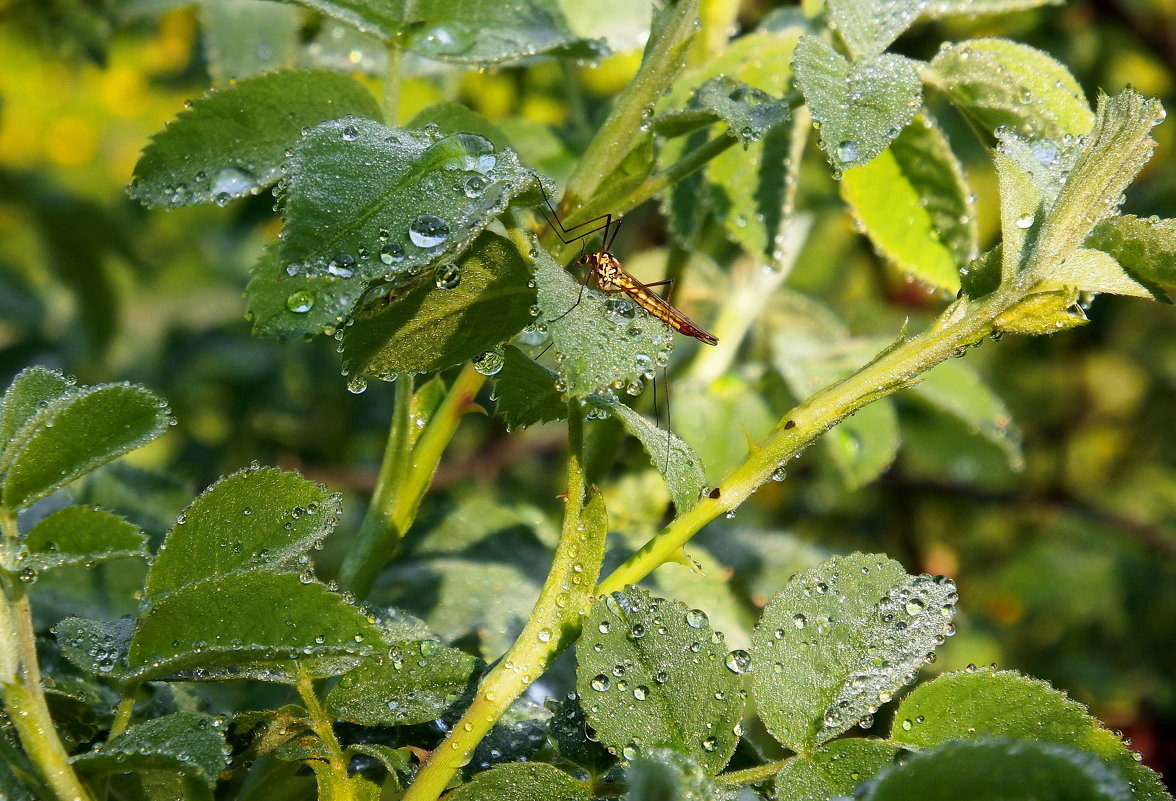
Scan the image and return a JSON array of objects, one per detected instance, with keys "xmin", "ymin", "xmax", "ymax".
[
  {"xmin": 891, "ymin": 668, "xmax": 1169, "ymax": 801},
  {"xmin": 654, "ymin": 77, "xmax": 789, "ymax": 143},
  {"xmin": 751, "ymin": 553, "xmax": 958, "ymax": 751},
  {"xmin": 576, "ymin": 587, "xmax": 744, "ymax": 775},
  {"xmin": 128, "ymin": 70, "xmax": 381, "ymax": 208},
  {"xmin": 340, "ymin": 231, "xmax": 535, "ymax": 379},
  {"xmin": 546, "ymin": 693, "xmax": 617, "ymax": 777},
  {"xmin": 625, "ymin": 749, "xmax": 718, "ymax": 801},
  {"xmin": 0, "ymin": 382, "xmax": 172, "ymax": 511},
  {"xmin": 1085, "ymin": 215, "xmax": 1176, "ymax": 302},
  {"xmin": 840, "ymin": 115, "xmax": 976, "ymax": 292},
  {"xmin": 925, "ymin": 0, "xmax": 1058, "ymax": 16},
  {"xmin": 56, "ymin": 616, "xmax": 135, "ymax": 680},
  {"xmin": 859, "ymin": 739, "xmax": 1132, "ymax": 801},
  {"xmin": 446, "ymin": 761, "xmax": 590, "ymax": 801},
  {"xmin": 826, "ymin": 0, "xmax": 930, "ymax": 60},
  {"xmin": 71, "ymin": 713, "xmax": 228, "ymax": 789},
  {"xmin": 994, "ymin": 288, "xmax": 1087, "ymax": 336},
  {"xmin": 531, "ymin": 239, "xmax": 675, "ymax": 399},
  {"xmin": 585, "ymin": 394, "xmax": 705, "ymax": 513},
  {"xmin": 0, "ymin": 366, "xmax": 74, "ymax": 448},
  {"xmin": 491, "ymin": 345, "xmax": 566, "ymax": 431},
  {"xmin": 1044, "ymin": 248, "xmax": 1154, "ymax": 299},
  {"xmin": 326, "ymin": 639, "xmax": 478, "ymax": 726},
  {"xmin": 22, "ymin": 506, "xmax": 148, "ymax": 571},
  {"xmin": 254, "ymin": 120, "xmax": 532, "ymax": 339},
  {"xmin": 930, "ymin": 39, "xmax": 1092, "ymax": 140},
  {"xmin": 200, "ymin": 0, "xmax": 302, "ymax": 83},
  {"xmin": 793, "ymin": 35, "xmax": 921, "ymax": 171},
  {"xmin": 909, "ymin": 358, "xmax": 1023, "ymax": 468},
  {"xmin": 774, "ymin": 739, "xmax": 901, "ymax": 801}
]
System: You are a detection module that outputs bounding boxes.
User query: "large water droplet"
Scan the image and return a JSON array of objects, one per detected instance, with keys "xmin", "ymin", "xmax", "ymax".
[
  {"xmin": 725, "ymin": 649, "xmax": 752, "ymax": 674},
  {"xmin": 473, "ymin": 349, "xmax": 505, "ymax": 376},
  {"xmin": 286, "ymin": 290, "xmax": 315, "ymax": 313},
  {"xmin": 434, "ymin": 262, "xmax": 461, "ymax": 290},
  {"xmin": 409, "ymin": 215, "xmax": 451, "ymax": 248}
]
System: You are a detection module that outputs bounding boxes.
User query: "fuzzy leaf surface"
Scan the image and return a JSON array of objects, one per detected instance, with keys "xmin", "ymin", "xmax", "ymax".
[
  {"xmin": 827, "ymin": 0, "xmax": 930, "ymax": 60},
  {"xmin": 840, "ymin": 116, "xmax": 976, "ymax": 292},
  {"xmin": 793, "ymin": 35, "xmax": 921, "ymax": 171},
  {"xmin": 254, "ymin": 120, "xmax": 531, "ymax": 339},
  {"xmin": 586, "ymin": 395, "xmax": 705, "ymax": 513},
  {"xmin": 341, "ymin": 231, "xmax": 535, "ymax": 379},
  {"xmin": 531, "ymin": 241, "xmax": 674, "ymax": 399},
  {"xmin": 752, "ymin": 553, "xmax": 958, "ymax": 751},
  {"xmin": 326, "ymin": 640, "xmax": 478, "ymax": 726},
  {"xmin": 0, "ymin": 383, "xmax": 171, "ymax": 511},
  {"xmin": 859, "ymin": 739, "xmax": 1132, "ymax": 801},
  {"xmin": 930, "ymin": 39, "xmax": 1092, "ymax": 139},
  {"xmin": 1086, "ymin": 215, "xmax": 1176, "ymax": 301},
  {"xmin": 128, "ymin": 70, "xmax": 381, "ymax": 208},
  {"xmin": 23, "ymin": 506, "xmax": 148, "ymax": 571},
  {"xmin": 446, "ymin": 762, "xmax": 590, "ymax": 801},
  {"xmin": 775, "ymin": 739, "xmax": 902, "ymax": 801},
  {"xmin": 576, "ymin": 587, "xmax": 743, "ymax": 775},
  {"xmin": 71, "ymin": 713, "xmax": 228, "ymax": 788},
  {"xmin": 892, "ymin": 669, "xmax": 1168, "ymax": 801},
  {"xmin": 144, "ymin": 466, "xmax": 340, "ymax": 595},
  {"xmin": 0, "ymin": 366, "xmax": 73, "ymax": 447},
  {"xmin": 491, "ymin": 346, "xmax": 566, "ymax": 430}
]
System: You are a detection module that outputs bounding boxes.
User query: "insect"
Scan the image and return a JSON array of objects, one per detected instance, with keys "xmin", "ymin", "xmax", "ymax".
[{"xmin": 531, "ymin": 176, "xmax": 719, "ymax": 346}]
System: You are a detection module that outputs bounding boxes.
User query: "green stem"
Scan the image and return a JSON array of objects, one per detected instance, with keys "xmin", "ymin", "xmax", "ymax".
[
  {"xmin": 383, "ymin": 43, "xmax": 403, "ymax": 125},
  {"xmin": 562, "ymin": 0, "xmax": 702, "ymax": 211},
  {"xmin": 599, "ymin": 292, "xmax": 1010, "ymax": 592},
  {"xmin": 0, "ymin": 510, "xmax": 93, "ymax": 801},
  {"xmin": 109, "ymin": 692, "xmax": 136, "ymax": 738},
  {"xmin": 403, "ymin": 405, "xmax": 600, "ymax": 801},
  {"xmin": 342, "ymin": 367, "xmax": 487, "ymax": 600},
  {"xmin": 296, "ymin": 674, "xmax": 354, "ymax": 801},
  {"xmin": 717, "ymin": 759, "xmax": 792, "ymax": 786}
]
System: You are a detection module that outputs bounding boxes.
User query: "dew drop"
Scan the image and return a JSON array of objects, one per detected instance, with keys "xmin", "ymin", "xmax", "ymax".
[
  {"xmin": 286, "ymin": 291, "xmax": 315, "ymax": 313},
  {"xmin": 408, "ymin": 214, "xmax": 451, "ymax": 248}
]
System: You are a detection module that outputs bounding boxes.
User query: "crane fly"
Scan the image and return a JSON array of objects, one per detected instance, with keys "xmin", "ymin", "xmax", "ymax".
[{"xmin": 531, "ymin": 175, "xmax": 719, "ymax": 346}]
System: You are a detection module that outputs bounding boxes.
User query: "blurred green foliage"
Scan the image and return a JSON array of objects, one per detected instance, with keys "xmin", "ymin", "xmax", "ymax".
[{"xmin": 1, "ymin": 0, "xmax": 1174, "ymax": 782}]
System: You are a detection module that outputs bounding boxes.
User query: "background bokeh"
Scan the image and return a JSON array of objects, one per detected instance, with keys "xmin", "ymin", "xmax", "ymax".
[{"xmin": 1, "ymin": 0, "xmax": 1173, "ymax": 782}]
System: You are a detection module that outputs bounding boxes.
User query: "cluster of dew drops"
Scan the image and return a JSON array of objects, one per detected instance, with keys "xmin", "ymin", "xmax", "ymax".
[{"xmin": 277, "ymin": 122, "xmax": 502, "ymax": 322}]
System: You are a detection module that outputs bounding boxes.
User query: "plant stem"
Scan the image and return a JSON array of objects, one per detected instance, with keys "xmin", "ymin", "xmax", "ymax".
[
  {"xmin": 109, "ymin": 692, "xmax": 137, "ymax": 738},
  {"xmin": 296, "ymin": 674, "xmax": 353, "ymax": 801},
  {"xmin": 342, "ymin": 367, "xmax": 486, "ymax": 600},
  {"xmin": 403, "ymin": 405, "xmax": 603, "ymax": 801},
  {"xmin": 717, "ymin": 759, "xmax": 792, "ymax": 786},
  {"xmin": 383, "ymin": 43, "xmax": 403, "ymax": 126},
  {"xmin": 0, "ymin": 511, "xmax": 93, "ymax": 801},
  {"xmin": 562, "ymin": 0, "xmax": 701, "ymax": 212}
]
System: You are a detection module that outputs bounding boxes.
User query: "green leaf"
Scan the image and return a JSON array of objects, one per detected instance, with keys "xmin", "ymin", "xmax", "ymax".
[
  {"xmin": 929, "ymin": 39, "xmax": 1093, "ymax": 140},
  {"xmin": 670, "ymin": 374, "xmax": 775, "ymax": 484},
  {"xmin": 961, "ymin": 247, "xmax": 1002, "ymax": 299},
  {"xmin": 826, "ymin": 0, "xmax": 930, "ymax": 60},
  {"xmin": 993, "ymin": 288, "xmax": 1087, "ymax": 336},
  {"xmin": 491, "ymin": 346, "xmax": 566, "ymax": 430},
  {"xmin": 144, "ymin": 466, "xmax": 341, "ymax": 595},
  {"xmin": 546, "ymin": 693, "xmax": 617, "ymax": 777},
  {"xmin": 1044, "ymin": 248, "xmax": 1154, "ymax": 299},
  {"xmin": 1031, "ymin": 90, "xmax": 1164, "ymax": 277},
  {"xmin": 1086, "ymin": 215, "xmax": 1176, "ymax": 302},
  {"xmin": 345, "ymin": 744, "xmax": 414, "ymax": 787},
  {"xmin": 858, "ymin": 739, "xmax": 1132, "ymax": 801},
  {"xmin": 340, "ymin": 231, "xmax": 536, "ymax": 380},
  {"xmin": 326, "ymin": 639, "xmax": 478, "ymax": 726},
  {"xmin": 909, "ymin": 358, "xmax": 1022, "ymax": 468},
  {"xmin": 200, "ymin": 0, "xmax": 301, "ymax": 83},
  {"xmin": 128, "ymin": 70, "xmax": 381, "ymax": 208},
  {"xmin": 891, "ymin": 669, "xmax": 1168, "ymax": 801},
  {"xmin": 585, "ymin": 394, "xmax": 705, "ymax": 513},
  {"xmin": 56, "ymin": 616, "xmax": 134, "ymax": 679},
  {"xmin": 751, "ymin": 553, "xmax": 958, "ymax": 751},
  {"xmin": 925, "ymin": 0, "xmax": 1059, "ymax": 17},
  {"xmin": 576, "ymin": 587, "xmax": 744, "ymax": 775},
  {"xmin": 654, "ymin": 77, "xmax": 790, "ymax": 144},
  {"xmin": 531, "ymin": 239, "xmax": 675, "ymax": 399},
  {"xmin": 0, "ymin": 382, "xmax": 172, "ymax": 511},
  {"xmin": 128, "ymin": 570, "xmax": 382, "ymax": 681},
  {"xmin": 22, "ymin": 506, "xmax": 148, "ymax": 571},
  {"xmin": 446, "ymin": 762, "xmax": 590, "ymax": 801},
  {"xmin": 775, "ymin": 739, "xmax": 902, "ymax": 801},
  {"xmin": 793, "ymin": 35, "xmax": 922, "ymax": 171},
  {"xmin": 993, "ymin": 147, "xmax": 1042, "ymax": 281},
  {"xmin": 0, "ymin": 366, "xmax": 73, "ymax": 448},
  {"xmin": 840, "ymin": 115, "xmax": 976, "ymax": 292},
  {"xmin": 403, "ymin": 0, "xmax": 607, "ymax": 65},
  {"xmin": 71, "ymin": 713, "xmax": 228, "ymax": 789},
  {"xmin": 408, "ymin": 102, "xmax": 512, "ymax": 151},
  {"xmin": 625, "ymin": 749, "xmax": 718, "ymax": 801},
  {"xmin": 254, "ymin": 121, "xmax": 532, "ymax": 340}
]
